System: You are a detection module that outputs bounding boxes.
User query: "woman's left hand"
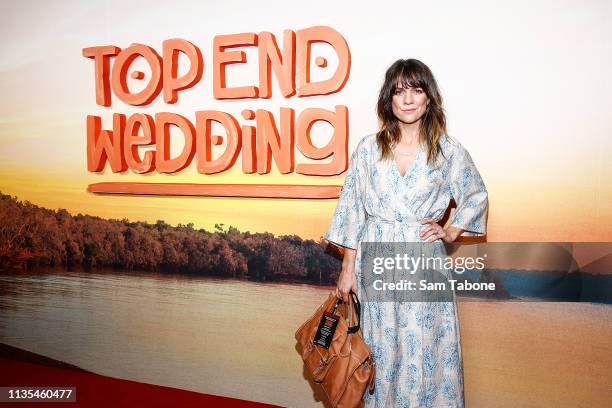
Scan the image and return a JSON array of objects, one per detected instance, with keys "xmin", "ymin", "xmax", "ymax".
[{"xmin": 419, "ymin": 218, "xmax": 457, "ymax": 243}]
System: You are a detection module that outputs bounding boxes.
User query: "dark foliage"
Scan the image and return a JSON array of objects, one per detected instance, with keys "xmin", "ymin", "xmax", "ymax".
[{"xmin": 0, "ymin": 192, "xmax": 340, "ymax": 284}]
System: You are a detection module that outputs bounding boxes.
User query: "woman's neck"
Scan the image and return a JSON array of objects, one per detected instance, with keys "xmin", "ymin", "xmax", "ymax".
[{"xmin": 397, "ymin": 121, "xmax": 422, "ymax": 146}]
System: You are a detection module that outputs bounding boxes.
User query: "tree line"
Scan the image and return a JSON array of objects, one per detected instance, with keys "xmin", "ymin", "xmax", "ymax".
[{"xmin": 0, "ymin": 192, "xmax": 342, "ymax": 284}]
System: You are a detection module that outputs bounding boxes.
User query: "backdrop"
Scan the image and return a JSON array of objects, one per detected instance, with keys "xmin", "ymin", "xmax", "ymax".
[{"xmin": 0, "ymin": 1, "xmax": 610, "ymax": 407}]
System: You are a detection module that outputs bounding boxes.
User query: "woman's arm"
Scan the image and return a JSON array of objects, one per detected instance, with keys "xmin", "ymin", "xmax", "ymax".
[
  {"xmin": 420, "ymin": 218, "xmax": 465, "ymax": 243},
  {"xmin": 448, "ymin": 142, "xmax": 489, "ymax": 236},
  {"xmin": 443, "ymin": 225, "xmax": 465, "ymax": 243},
  {"xmin": 335, "ymin": 248, "xmax": 358, "ymax": 303}
]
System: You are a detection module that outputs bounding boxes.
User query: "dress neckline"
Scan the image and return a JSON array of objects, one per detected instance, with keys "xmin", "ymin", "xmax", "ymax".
[{"xmin": 393, "ymin": 143, "xmax": 425, "ymax": 178}]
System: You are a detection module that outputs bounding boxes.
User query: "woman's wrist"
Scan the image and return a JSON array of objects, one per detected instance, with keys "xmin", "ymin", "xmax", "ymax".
[
  {"xmin": 342, "ymin": 248, "xmax": 357, "ymax": 271},
  {"xmin": 443, "ymin": 226, "xmax": 464, "ymax": 243}
]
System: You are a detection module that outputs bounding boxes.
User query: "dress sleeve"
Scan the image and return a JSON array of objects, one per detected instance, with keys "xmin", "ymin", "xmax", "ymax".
[
  {"xmin": 322, "ymin": 144, "xmax": 367, "ymax": 250},
  {"xmin": 449, "ymin": 144, "xmax": 489, "ymax": 236}
]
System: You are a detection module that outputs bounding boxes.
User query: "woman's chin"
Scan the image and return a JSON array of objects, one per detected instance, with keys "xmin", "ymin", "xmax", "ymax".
[{"xmin": 396, "ymin": 115, "xmax": 422, "ymax": 125}]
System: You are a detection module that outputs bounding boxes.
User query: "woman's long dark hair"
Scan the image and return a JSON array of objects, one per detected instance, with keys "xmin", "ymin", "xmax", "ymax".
[{"xmin": 376, "ymin": 59, "xmax": 447, "ymax": 165}]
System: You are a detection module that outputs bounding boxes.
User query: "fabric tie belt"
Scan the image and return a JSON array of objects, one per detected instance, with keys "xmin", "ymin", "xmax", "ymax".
[{"xmin": 365, "ymin": 214, "xmax": 423, "ymax": 230}]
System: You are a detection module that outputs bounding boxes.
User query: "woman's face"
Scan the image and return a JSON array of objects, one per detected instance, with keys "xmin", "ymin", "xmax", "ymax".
[{"xmin": 391, "ymin": 80, "xmax": 429, "ymax": 125}]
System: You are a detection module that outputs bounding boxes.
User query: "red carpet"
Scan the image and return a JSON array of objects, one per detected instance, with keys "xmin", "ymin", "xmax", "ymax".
[{"xmin": 0, "ymin": 343, "xmax": 282, "ymax": 407}]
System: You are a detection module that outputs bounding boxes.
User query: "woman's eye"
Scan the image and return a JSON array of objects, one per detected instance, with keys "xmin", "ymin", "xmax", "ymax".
[{"xmin": 414, "ymin": 89, "xmax": 424, "ymax": 94}]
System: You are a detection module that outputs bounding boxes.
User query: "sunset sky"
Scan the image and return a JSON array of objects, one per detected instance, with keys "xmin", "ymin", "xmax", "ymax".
[{"xmin": 1, "ymin": 0, "xmax": 611, "ymax": 242}]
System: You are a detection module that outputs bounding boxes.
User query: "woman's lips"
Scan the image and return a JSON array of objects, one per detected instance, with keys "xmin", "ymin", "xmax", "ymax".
[{"xmin": 402, "ymin": 108, "xmax": 416, "ymax": 112}]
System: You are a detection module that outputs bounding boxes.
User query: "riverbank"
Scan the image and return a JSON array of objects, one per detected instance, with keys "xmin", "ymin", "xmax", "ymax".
[{"xmin": 0, "ymin": 342, "xmax": 281, "ymax": 408}]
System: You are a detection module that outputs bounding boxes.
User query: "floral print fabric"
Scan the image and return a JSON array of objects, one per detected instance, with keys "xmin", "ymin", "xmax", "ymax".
[{"xmin": 323, "ymin": 133, "xmax": 488, "ymax": 407}]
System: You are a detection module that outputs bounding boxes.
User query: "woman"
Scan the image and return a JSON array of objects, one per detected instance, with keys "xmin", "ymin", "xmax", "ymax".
[{"xmin": 323, "ymin": 59, "xmax": 488, "ymax": 407}]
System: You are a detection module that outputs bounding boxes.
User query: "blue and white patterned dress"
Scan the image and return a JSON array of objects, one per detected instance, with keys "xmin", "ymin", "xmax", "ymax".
[{"xmin": 323, "ymin": 133, "xmax": 488, "ymax": 408}]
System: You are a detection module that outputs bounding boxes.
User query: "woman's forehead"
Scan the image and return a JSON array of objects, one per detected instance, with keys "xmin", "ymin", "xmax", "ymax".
[
  {"xmin": 395, "ymin": 81, "xmax": 422, "ymax": 89},
  {"xmin": 395, "ymin": 75, "xmax": 422, "ymax": 88}
]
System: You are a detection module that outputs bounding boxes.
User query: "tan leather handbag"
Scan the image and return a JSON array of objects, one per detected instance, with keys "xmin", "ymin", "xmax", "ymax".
[{"xmin": 295, "ymin": 290, "xmax": 376, "ymax": 408}]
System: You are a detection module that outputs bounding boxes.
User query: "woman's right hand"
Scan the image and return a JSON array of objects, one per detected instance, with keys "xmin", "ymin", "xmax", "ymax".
[{"xmin": 335, "ymin": 248, "xmax": 358, "ymax": 303}]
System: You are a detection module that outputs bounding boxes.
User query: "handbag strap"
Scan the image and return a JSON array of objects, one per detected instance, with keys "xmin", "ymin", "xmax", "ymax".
[
  {"xmin": 333, "ymin": 290, "xmax": 361, "ymax": 334},
  {"xmin": 348, "ymin": 291, "xmax": 361, "ymax": 333}
]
